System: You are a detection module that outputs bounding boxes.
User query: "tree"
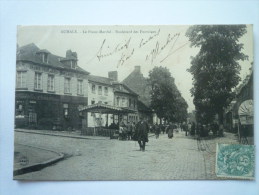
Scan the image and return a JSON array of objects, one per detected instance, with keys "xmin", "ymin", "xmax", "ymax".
[
  {"xmin": 148, "ymin": 66, "xmax": 188, "ymax": 123},
  {"xmin": 186, "ymin": 25, "xmax": 248, "ymax": 125}
]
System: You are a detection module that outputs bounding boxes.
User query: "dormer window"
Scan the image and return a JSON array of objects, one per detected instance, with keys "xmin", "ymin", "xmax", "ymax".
[
  {"xmin": 36, "ymin": 49, "xmax": 50, "ymax": 63},
  {"xmin": 70, "ymin": 60, "xmax": 77, "ymax": 69},
  {"xmin": 42, "ymin": 53, "xmax": 48, "ymax": 63}
]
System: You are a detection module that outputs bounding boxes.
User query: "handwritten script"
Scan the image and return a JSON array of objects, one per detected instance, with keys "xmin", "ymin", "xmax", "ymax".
[{"xmin": 94, "ymin": 29, "xmax": 187, "ymax": 67}]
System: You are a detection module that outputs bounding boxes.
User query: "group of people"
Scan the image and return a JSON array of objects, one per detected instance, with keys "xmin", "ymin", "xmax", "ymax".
[
  {"xmin": 108, "ymin": 118, "xmax": 150, "ymax": 151},
  {"xmin": 110, "ymin": 118, "xmax": 222, "ymax": 151},
  {"xmin": 195, "ymin": 122, "xmax": 223, "ymax": 137},
  {"xmin": 151, "ymin": 122, "xmax": 177, "ymax": 139}
]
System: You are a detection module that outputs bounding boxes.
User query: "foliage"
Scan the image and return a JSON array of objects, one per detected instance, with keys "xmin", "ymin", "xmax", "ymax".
[
  {"xmin": 148, "ymin": 66, "xmax": 188, "ymax": 123},
  {"xmin": 186, "ymin": 25, "xmax": 248, "ymax": 124}
]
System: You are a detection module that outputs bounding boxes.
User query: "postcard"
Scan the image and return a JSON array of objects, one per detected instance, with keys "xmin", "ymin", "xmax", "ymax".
[{"xmin": 13, "ymin": 25, "xmax": 254, "ymax": 180}]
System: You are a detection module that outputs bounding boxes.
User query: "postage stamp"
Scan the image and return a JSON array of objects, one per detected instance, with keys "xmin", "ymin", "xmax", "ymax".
[{"xmin": 216, "ymin": 144, "xmax": 255, "ymax": 179}]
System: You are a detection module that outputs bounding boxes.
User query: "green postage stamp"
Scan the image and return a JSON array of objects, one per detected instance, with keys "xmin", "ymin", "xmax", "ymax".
[{"xmin": 216, "ymin": 144, "xmax": 255, "ymax": 179}]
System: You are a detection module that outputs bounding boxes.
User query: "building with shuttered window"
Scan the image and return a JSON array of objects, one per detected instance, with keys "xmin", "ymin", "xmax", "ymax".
[{"xmin": 15, "ymin": 43, "xmax": 89, "ymax": 130}]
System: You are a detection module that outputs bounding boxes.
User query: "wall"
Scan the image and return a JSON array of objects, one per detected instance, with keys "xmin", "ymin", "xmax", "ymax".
[
  {"xmin": 16, "ymin": 62, "xmax": 88, "ymax": 98},
  {"xmin": 87, "ymin": 82, "xmax": 114, "ymax": 127}
]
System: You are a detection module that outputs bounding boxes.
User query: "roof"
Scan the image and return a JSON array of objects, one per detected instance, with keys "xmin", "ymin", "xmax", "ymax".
[
  {"xmin": 79, "ymin": 102, "xmax": 137, "ymax": 114},
  {"xmin": 36, "ymin": 49, "xmax": 50, "ymax": 54},
  {"xmin": 137, "ymin": 100, "xmax": 152, "ymax": 113},
  {"xmin": 235, "ymin": 71, "xmax": 253, "ymax": 96},
  {"xmin": 122, "ymin": 67, "xmax": 151, "ymax": 106},
  {"xmin": 88, "ymin": 75, "xmax": 113, "ymax": 86},
  {"xmin": 113, "ymin": 83, "xmax": 138, "ymax": 96},
  {"xmin": 17, "ymin": 43, "xmax": 89, "ymax": 74}
]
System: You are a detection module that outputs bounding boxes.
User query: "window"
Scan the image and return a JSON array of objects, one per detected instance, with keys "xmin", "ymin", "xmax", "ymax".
[
  {"xmin": 16, "ymin": 101, "xmax": 24, "ymax": 116},
  {"xmin": 104, "ymin": 87, "xmax": 108, "ymax": 96},
  {"xmin": 77, "ymin": 80, "xmax": 83, "ymax": 95},
  {"xmin": 91, "ymin": 100, "xmax": 95, "ymax": 105},
  {"xmin": 63, "ymin": 103, "xmax": 68, "ymax": 118},
  {"xmin": 64, "ymin": 78, "xmax": 71, "ymax": 93},
  {"xmin": 47, "ymin": 75, "xmax": 55, "ymax": 91},
  {"xmin": 34, "ymin": 72, "xmax": 42, "ymax": 90},
  {"xmin": 29, "ymin": 112, "xmax": 37, "ymax": 123},
  {"xmin": 122, "ymin": 97, "xmax": 125, "ymax": 107},
  {"xmin": 42, "ymin": 53, "xmax": 48, "ymax": 63},
  {"xmin": 70, "ymin": 60, "xmax": 77, "ymax": 69},
  {"xmin": 92, "ymin": 84, "xmax": 96, "ymax": 93},
  {"xmin": 116, "ymin": 97, "xmax": 120, "ymax": 106},
  {"xmin": 98, "ymin": 86, "xmax": 102, "ymax": 95},
  {"xmin": 129, "ymin": 98, "xmax": 132, "ymax": 107},
  {"xmin": 16, "ymin": 71, "xmax": 26, "ymax": 88}
]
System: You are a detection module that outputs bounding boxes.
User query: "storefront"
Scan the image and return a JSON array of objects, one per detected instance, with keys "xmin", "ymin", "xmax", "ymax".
[{"xmin": 15, "ymin": 91, "xmax": 87, "ymax": 130}]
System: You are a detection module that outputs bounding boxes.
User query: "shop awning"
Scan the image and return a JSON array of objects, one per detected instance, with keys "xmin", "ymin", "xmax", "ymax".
[{"xmin": 79, "ymin": 103, "xmax": 137, "ymax": 114}]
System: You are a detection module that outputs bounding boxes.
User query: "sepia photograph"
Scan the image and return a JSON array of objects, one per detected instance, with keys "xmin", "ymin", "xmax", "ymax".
[{"xmin": 13, "ymin": 25, "xmax": 254, "ymax": 180}]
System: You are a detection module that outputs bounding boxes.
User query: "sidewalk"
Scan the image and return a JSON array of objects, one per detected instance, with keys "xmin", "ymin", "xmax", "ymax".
[
  {"xmin": 15, "ymin": 129, "xmax": 110, "ymax": 140},
  {"xmin": 196, "ymin": 132, "xmax": 240, "ymax": 179},
  {"xmin": 14, "ymin": 143, "xmax": 64, "ymax": 176}
]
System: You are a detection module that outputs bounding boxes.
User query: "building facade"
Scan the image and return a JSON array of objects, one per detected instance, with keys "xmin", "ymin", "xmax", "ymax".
[
  {"xmin": 87, "ymin": 75, "xmax": 114, "ymax": 127},
  {"xmin": 85, "ymin": 71, "xmax": 139, "ymax": 127},
  {"xmin": 224, "ymin": 70, "xmax": 253, "ymax": 135},
  {"xmin": 15, "ymin": 43, "xmax": 89, "ymax": 130},
  {"xmin": 113, "ymin": 82, "xmax": 139, "ymax": 124}
]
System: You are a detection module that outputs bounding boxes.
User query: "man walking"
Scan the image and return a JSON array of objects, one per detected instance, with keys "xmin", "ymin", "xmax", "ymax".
[
  {"xmin": 135, "ymin": 117, "xmax": 149, "ymax": 151},
  {"xmin": 154, "ymin": 123, "xmax": 160, "ymax": 139},
  {"xmin": 167, "ymin": 122, "xmax": 174, "ymax": 139}
]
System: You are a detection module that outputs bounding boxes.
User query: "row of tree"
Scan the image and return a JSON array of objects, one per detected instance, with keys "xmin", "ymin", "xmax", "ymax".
[{"xmin": 148, "ymin": 66, "xmax": 188, "ymax": 123}]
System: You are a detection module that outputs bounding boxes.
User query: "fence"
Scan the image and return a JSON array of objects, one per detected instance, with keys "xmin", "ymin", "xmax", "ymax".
[{"xmin": 81, "ymin": 127, "xmax": 117, "ymax": 137}]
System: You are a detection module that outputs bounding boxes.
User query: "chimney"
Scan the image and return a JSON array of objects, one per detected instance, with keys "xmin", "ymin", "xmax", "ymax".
[
  {"xmin": 108, "ymin": 71, "xmax": 118, "ymax": 81},
  {"xmin": 134, "ymin": 66, "xmax": 141, "ymax": 73},
  {"xmin": 66, "ymin": 50, "xmax": 77, "ymax": 59}
]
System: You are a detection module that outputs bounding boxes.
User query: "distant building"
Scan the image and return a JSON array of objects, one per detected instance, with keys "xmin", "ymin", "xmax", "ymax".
[
  {"xmin": 122, "ymin": 66, "xmax": 151, "ymax": 107},
  {"xmin": 224, "ymin": 70, "xmax": 253, "ymax": 134},
  {"xmin": 187, "ymin": 111, "xmax": 196, "ymax": 124},
  {"xmin": 122, "ymin": 66, "xmax": 154, "ymax": 123},
  {"xmin": 15, "ymin": 43, "xmax": 89, "ymax": 130}
]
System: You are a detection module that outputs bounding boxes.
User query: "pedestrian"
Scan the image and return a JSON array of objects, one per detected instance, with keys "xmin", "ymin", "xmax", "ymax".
[
  {"xmin": 196, "ymin": 123, "xmax": 201, "ymax": 140},
  {"xmin": 182, "ymin": 122, "xmax": 188, "ymax": 136},
  {"xmin": 126, "ymin": 122, "xmax": 133, "ymax": 140},
  {"xmin": 167, "ymin": 122, "xmax": 174, "ymax": 139},
  {"xmin": 159, "ymin": 123, "xmax": 165, "ymax": 134},
  {"xmin": 191, "ymin": 122, "xmax": 196, "ymax": 135},
  {"xmin": 187, "ymin": 122, "xmax": 191, "ymax": 136},
  {"xmin": 154, "ymin": 123, "xmax": 160, "ymax": 139},
  {"xmin": 135, "ymin": 117, "xmax": 149, "ymax": 151}
]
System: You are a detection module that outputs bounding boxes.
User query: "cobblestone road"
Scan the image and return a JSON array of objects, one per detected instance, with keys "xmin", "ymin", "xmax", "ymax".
[{"xmin": 14, "ymin": 130, "xmax": 238, "ymax": 180}]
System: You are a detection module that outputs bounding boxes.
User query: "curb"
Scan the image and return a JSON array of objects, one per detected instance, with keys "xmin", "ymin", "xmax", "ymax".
[
  {"xmin": 15, "ymin": 129, "xmax": 109, "ymax": 140},
  {"xmin": 13, "ymin": 144, "xmax": 65, "ymax": 176}
]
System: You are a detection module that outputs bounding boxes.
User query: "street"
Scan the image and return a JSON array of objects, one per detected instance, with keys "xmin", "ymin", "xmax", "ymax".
[{"xmin": 14, "ymin": 130, "xmax": 239, "ymax": 180}]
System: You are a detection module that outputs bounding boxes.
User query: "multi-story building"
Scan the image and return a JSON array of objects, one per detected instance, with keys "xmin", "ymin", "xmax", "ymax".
[
  {"xmin": 15, "ymin": 43, "xmax": 89, "ymax": 130},
  {"xmin": 85, "ymin": 71, "xmax": 138, "ymax": 127},
  {"xmin": 113, "ymin": 82, "xmax": 139, "ymax": 124},
  {"xmin": 87, "ymin": 74, "xmax": 114, "ymax": 127}
]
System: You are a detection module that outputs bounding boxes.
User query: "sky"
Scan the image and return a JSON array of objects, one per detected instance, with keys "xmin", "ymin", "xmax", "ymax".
[{"xmin": 17, "ymin": 25, "xmax": 253, "ymax": 112}]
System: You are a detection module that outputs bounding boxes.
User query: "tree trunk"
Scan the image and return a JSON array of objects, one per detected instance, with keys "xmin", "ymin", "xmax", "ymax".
[{"xmin": 218, "ymin": 109, "xmax": 224, "ymax": 137}]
